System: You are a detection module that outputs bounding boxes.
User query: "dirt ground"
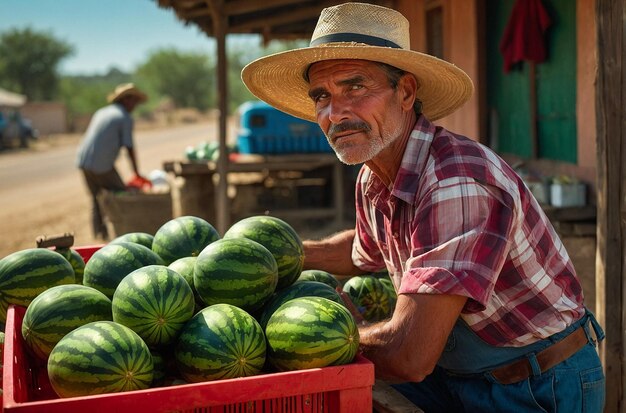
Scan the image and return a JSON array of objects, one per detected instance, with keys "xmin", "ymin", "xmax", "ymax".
[
  {"xmin": 0, "ymin": 117, "xmax": 350, "ymax": 259},
  {"xmin": 0, "ymin": 119, "xmax": 232, "ymax": 257}
]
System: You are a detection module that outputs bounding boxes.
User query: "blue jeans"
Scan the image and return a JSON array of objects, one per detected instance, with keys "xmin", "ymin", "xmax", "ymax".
[{"xmin": 392, "ymin": 314, "xmax": 605, "ymax": 412}]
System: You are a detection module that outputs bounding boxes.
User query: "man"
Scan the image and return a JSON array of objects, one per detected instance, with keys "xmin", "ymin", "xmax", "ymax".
[
  {"xmin": 242, "ymin": 3, "xmax": 605, "ymax": 412},
  {"xmin": 76, "ymin": 83, "xmax": 147, "ymax": 240}
]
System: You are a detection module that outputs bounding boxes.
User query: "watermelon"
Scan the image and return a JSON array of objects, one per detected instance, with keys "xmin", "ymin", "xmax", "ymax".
[
  {"xmin": 22, "ymin": 284, "xmax": 112, "ymax": 360},
  {"xmin": 257, "ymin": 280, "xmax": 344, "ymax": 329},
  {"xmin": 150, "ymin": 350, "xmax": 167, "ymax": 387},
  {"xmin": 175, "ymin": 303, "xmax": 266, "ymax": 382},
  {"xmin": 265, "ymin": 296, "xmax": 359, "ymax": 371},
  {"xmin": 168, "ymin": 256, "xmax": 204, "ymax": 312},
  {"xmin": 377, "ymin": 276, "xmax": 397, "ymax": 311},
  {"xmin": 112, "ymin": 265, "xmax": 195, "ymax": 348},
  {"xmin": 223, "ymin": 215, "xmax": 304, "ymax": 290},
  {"xmin": 82, "ymin": 241, "xmax": 164, "ymax": 298},
  {"xmin": 110, "ymin": 232, "xmax": 155, "ymax": 249},
  {"xmin": 297, "ymin": 269, "xmax": 340, "ymax": 289},
  {"xmin": 47, "ymin": 321, "xmax": 153, "ymax": 397},
  {"xmin": 151, "ymin": 216, "xmax": 220, "ymax": 265},
  {"xmin": 66, "ymin": 249, "xmax": 86, "ymax": 284},
  {"xmin": 194, "ymin": 238, "xmax": 278, "ymax": 312},
  {"xmin": 342, "ymin": 275, "xmax": 394, "ymax": 322},
  {"xmin": 0, "ymin": 248, "xmax": 75, "ymax": 323}
]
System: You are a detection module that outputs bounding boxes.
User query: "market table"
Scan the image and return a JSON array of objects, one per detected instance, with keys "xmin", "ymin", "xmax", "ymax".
[{"xmin": 163, "ymin": 153, "xmax": 347, "ymax": 228}]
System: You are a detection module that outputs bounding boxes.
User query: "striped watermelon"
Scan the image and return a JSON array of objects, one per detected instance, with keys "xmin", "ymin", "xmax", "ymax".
[
  {"xmin": 47, "ymin": 321, "xmax": 153, "ymax": 397},
  {"xmin": 175, "ymin": 303, "xmax": 266, "ymax": 382},
  {"xmin": 297, "ymin": 269, "xmax": 340, "ymax": 289},
  {"xmin": 82, "ymin": 241, "xmax": 164, "ymax": 298},
  {"xmin": 152, "ymin": 216, "xmax": 220, "ymax": 265},
  {"xmin": 223, "ymin": 215, "xmax": 304, "ymax": 290},
  {"xmin": 257, "ymin": 280, "xmax": 344, "ymax": 329},
  {"xmin": 55, "ymin": 248, "xmax": 86, "ymax": 284},
  {"xmin": 110, "ymin": 232, "xmax": 155, "ymax": 249},
  {"xmin": 112, "ymin": 265, "xmax": 195, "ymax": 348},
  {"xmin": 265, "ymin": 296, "xmax": 359, "ymax": 371},
  {"xmin": 22, "ymin": 284, "xmax": 112, "ymax": 360},
  {"xmin": 342, "ymin": 275, "xmax": 394, "ymax": 322},
  {"xmin": 194, "ymin": 238, "xmax": 278, "ymax": 312},
  {"xmin": 0, "ymin": 248, "xmax": 75, "ymax": 323},
  {"xmin": 377, "ymin": 276, "xmax": 397, "ymax": 312},
  {"xmin": 168, "ymin": 256, "xmax": 204, "ymax": 312}
]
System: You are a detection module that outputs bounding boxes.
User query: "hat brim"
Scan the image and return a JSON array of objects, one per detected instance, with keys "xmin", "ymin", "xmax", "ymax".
[
  {"xmin": 242, "ymin": 43, "xmax": 474, "ymax": 122},
  {"xmin": 108, "ymin": 90, "xmax": 148, "ymax": 104}
]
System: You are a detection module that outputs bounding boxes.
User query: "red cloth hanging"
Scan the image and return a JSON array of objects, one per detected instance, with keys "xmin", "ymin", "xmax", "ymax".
[{"xmin": 499, "ymin": 0, "xmax": 552, "ymax": 73}]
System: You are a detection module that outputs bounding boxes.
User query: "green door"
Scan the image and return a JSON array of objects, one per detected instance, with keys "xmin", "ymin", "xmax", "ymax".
[{"xmin": 486, "ymin": 0, "xmax": 577, "ymax": 163}]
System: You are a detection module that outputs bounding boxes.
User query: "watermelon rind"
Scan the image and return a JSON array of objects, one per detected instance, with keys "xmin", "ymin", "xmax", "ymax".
[
  {"xmin": 110, "ymin": 232, "xmax": 155, "ymax": 249},
  {"xmin": 151, "ymin": 216, "xmax": 220, "ymax": 265},
  {"xmin": 82, "ymin": 241, "xmax": 164, "ymax": 299},
  {"xmin": 175, "ymin": 303, "xmax": 266, "ymax": 382},
  {"xmin": 47, "ymin": 321, "xmax": 154, "ymax": 398},
  {"xmin": 194, "ymin": 237, "xmax": 278, "ymax": 312},
  {"xmin": 265, "ymin": 296, "xmax": 359, "ymax": 372},
  {"xmin": 342, "ymin": 275, "xmax": 394, "ymax": 322},
  {"xmin": 22, "ymin": 284, "xmax": 112, "ymax": 360},
  {"xmin": 296, "ymin": 269, "xmax": 340, "ymax": 289},
  {"xmin": 112, "ymin": 265, "xmax": 195, "ymax": 348},
  {"xmin": 0, "ymin": 248, "xmax": 75, "ymax": 323},
  {"xmin": 223, "ymin": 215, "xmax": 304, "ymax": 290},
  {"xmin": 257, "ymin": 280, "xmax": 344, "ymax": 329},
  {"xmin": 168, "ymin": 256, "xmax": 204, "ymax": 312}
]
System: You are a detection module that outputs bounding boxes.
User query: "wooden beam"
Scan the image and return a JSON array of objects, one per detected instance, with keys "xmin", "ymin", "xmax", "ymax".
[
  {"xmin": 229, "ymin": 4, "xmax": 325, "ymax": 32},
  {"xmin": 595, "ymin": 0, "xmax": 625, "ymax": 411},
  {"xmin": 222, "ymin": 0, "xmax": 306, "ymax": 16}
]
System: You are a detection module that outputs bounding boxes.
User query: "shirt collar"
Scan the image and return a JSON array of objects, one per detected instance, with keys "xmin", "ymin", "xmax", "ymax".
[{"xmin": 364, "ymin": 115, "xmax": 437, "ymax": 205}]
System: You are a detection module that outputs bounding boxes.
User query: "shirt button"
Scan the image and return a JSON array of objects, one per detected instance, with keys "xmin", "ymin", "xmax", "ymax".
[{"xmin": 393, "ymin": 232, "xmax": 399, "ymax": 238}]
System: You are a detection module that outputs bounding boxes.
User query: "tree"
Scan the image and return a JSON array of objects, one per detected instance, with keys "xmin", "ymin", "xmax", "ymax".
[
  {"xmin": 135, "ymin": 48, "xmax": 214, "ymax": 111},
  {"xmin": 0, "ymin": 28, "xmax": 74, "ymax": 100}
]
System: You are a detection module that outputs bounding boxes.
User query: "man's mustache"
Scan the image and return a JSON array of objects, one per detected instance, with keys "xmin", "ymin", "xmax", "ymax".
[{"xmin": 328, "ymin": 121, "xmax": 372, "ymax": 140}]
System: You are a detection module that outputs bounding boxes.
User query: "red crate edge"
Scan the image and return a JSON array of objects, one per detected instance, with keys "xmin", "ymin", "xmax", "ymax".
[{"xmin": 3, "ymin": 302, "xmax": 374, "ymax": 413}]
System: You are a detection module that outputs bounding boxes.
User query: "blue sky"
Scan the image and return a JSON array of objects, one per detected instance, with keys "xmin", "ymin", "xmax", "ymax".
[{"xmin": 0, "ymin": 0, "xmax": 235, "ymax": 75}]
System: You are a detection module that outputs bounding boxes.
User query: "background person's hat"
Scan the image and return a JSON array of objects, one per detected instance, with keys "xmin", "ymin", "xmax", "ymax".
[
  {"xmin": 241, "ymin": 2, "xmax": 474, "ymax": 122},
  {"xmin": 107, "ymin": 83, "xmax": 148, "ymax": 104}
]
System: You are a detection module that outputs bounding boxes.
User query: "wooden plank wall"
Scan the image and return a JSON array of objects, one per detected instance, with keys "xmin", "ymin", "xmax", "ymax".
[{"xmin": 595, "ymin": 0, "xmax": 625, "ymax": 411}]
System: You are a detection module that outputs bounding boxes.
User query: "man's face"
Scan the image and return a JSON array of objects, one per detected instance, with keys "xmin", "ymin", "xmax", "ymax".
[{"xmin": 307, "ymin": 59, "xmax": 407, "ymax": 165}]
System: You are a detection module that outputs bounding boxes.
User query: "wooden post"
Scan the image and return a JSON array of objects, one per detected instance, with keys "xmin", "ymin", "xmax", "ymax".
[
  {"xmin": 209, "ymin": 1, "xmax": 230, "ymax": 235},
  {"xmin": 595, "ymin": 0, "xmax": 625, "ymax": 411}
]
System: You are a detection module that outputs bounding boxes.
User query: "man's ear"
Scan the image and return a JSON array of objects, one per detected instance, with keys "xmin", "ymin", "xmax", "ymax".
[{"xmin": 399, "ymin": 73, "xmax": 419, "ymax": 112}]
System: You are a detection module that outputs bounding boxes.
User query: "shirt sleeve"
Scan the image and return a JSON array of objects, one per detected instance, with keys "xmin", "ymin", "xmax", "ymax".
[{"xmin": 399, "ymin": 176, "xmax": 515, "ymax": 313}]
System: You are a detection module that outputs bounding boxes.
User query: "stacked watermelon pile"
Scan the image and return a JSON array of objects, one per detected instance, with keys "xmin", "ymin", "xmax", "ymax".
[{"xmin": 0, "ymin": 214, "xmax": 361, "ymax": 399}]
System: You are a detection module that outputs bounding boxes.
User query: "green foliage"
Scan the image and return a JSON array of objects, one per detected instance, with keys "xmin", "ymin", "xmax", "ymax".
[
  {"xmin": 135, "ymin": 48, "xmax": 214, "ymax": 111},
  {"xmin": 0, "ymin": 27, "xmax": 74, "ymax": 100},
  {"xmin": 59, "ymin": 68, "xmax": 133, "ymax": 128}
]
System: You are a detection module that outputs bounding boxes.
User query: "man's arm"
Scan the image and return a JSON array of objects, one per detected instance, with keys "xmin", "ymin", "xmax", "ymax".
[
  {"xmin": 126, "ymin": 146, "xmax": 140, "ymax": 176},
  {"xmin": 303, "ymin": 229, "xmax": 364, "ymax": 275},
  {"xmin": 359, "ymin": 292, "xmax": 467, "ymax": 382}
]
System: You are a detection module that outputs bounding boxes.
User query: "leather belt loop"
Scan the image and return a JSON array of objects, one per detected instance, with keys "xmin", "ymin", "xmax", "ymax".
[{"xmin": 527, "ymin": 353, "xmax": 541, "ymax": 377}]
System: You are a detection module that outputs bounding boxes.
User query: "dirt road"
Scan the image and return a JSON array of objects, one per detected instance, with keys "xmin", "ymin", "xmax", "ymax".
[{"xmin": 0, "ymin": 120, "xmax": 227, "ymax": 258}]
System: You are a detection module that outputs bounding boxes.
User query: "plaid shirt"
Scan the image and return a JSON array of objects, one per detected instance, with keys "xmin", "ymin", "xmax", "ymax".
[{"xmin": 352, "ymin": 116, "xmax": 585, "ymax": 347}]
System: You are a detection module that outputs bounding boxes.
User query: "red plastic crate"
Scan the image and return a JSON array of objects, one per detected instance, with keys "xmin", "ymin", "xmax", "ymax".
[{"xmin": 3, "ymin": 277, "xmax": 374, "ymax": 413}]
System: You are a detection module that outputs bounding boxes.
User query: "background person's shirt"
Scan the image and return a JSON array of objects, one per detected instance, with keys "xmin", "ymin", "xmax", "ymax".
[{"xmin": 76, "ymin": 103, "xmax": 133, "ymax": 173}]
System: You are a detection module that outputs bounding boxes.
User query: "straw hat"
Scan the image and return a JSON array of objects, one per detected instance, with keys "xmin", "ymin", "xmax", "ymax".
[
  {"xmin": 242, "ymin": 2, "xmax": 474, "ymax": 122},
  {"xmin": 107, "ymin": 83, "xmax": 148, "ymax": 104}
]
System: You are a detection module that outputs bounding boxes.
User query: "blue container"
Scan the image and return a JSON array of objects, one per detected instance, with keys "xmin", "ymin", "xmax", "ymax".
[{"xmin": 236, "ymin": 101, "xmax": 332, "ymax": 154}]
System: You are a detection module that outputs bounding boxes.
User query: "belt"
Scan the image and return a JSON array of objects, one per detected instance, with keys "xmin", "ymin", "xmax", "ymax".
[{"xmin": 490, "ymin": 326, "xmax": 589, "ymax": 385}]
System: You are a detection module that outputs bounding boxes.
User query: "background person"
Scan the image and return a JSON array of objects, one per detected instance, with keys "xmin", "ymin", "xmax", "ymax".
[
  {"xmin": 76, "ymin": 83, "xmax": 147, "ymax": 240},
  {"xmin": 241, "ymin": 3, "xmax": 605, "ymax": 412}
]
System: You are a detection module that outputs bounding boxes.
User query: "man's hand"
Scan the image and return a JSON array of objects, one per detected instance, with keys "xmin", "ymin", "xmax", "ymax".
[{"xmin": 336, "ymin": 287, "xmax": 368, "ymax": 326}]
